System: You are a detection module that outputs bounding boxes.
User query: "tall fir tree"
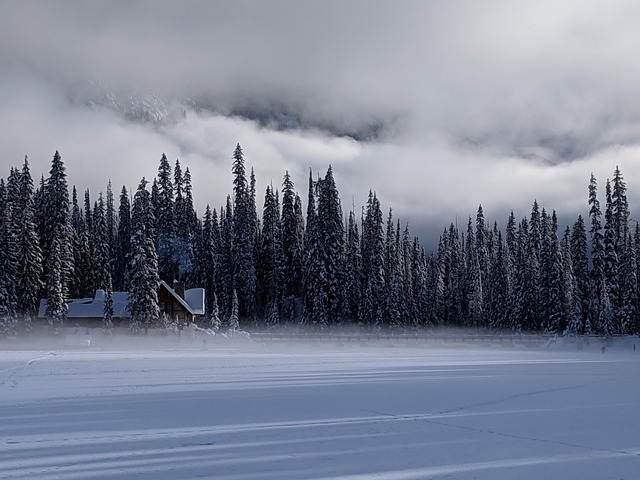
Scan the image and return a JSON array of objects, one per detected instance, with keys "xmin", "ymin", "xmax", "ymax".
[
  {"xmin": 154, "ymin": 153, "xmax": 177, "ymax": 281},
  {"xmin": 465, "ymin": 217, "xmax": 484, "ymax": 328},
  {"xmin": 128, "ymin": 178, "xmax": 160, "ymax": 333},
  {"xmin": 16, "ymin": 156, "xmax": 43, "ymax": 327},
  {"xmin": 588, "ymin": 173, "xmax": 605, "ymax": 330},
  {"xmin": 0, "ymin": 177, "xmax": 18, "ymax": 335},
  {"xmin": 257, "ymin": 185, "xmax": 283, "ymax": 325},
  {"xmin": 570, "ymin": 216, "xmax": 590, "ymax": 334},
  {"xmin": 343, "ymin": 209, "xmax": 362, "ymax": 322},
  {"xmin": 173, "ymin": 160, "xmax": 197, "ymax": 282},
  {"xmin": 561, "ymin": 226, "xmax": 582, "ymax": 336},
  {"xmin": 45, "ymin": 232, "xmax": 66, "ymax": 333},
  {"xmin": 280, "ymin": 171, "xmax": 304, "ymax": 320},
  {"xmin": 401, "ymin": 224, "xmax": 418, "ymax": 325},
  {"xmin": 302, "ymin": 170, "xmax": 328, "ymax": 325},
  {"xmin": 232, "ymin": 144, "xmax": 257, "ymax": 322},
  {"xmin": 360, "ymin": 191, "xmax": 385, "ymax": 327},
  {"xmin": 540, "ymin": 210, "xmax": 564, "ymax": 334},
  {"xmin": 602, "ymin": 179, "xmax": 620, "ymax": 332},
  {"xmin": 114, "ymin": 186, "xmax": 132, "ymax": 291},
  {"xmin": 105, "ymin": 181, "xmax": 116, "ymax": 279},
  {"xmin": 91, "ymin": 193, "xmax": 112, "ymax": 294},
  {"xmin": 317, "ymin": 166, "xmax": 345, "ymax": 324},
  {"xmin": 219, "ymin": 198, "xmax": 235, "ymax": 323},
  {"xmin": 487, "ymin": 229, "xmax": 510, "ymax": 331},
  {"xmin": 194, "ymin": 204, "xmax": 219, "ymax": 322},
  {"xmin": 43, "ymin": 151, "xmax": 73, "ymax": 329},
  {"xmin": 70, "ymin": 186, "xmax": 90, "ymax": 298}
]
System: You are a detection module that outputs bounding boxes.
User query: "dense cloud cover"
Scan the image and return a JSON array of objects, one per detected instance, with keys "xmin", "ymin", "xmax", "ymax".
[{"xmin": 2, "ymin": 0, "xmax": 640, "ymax": 246}]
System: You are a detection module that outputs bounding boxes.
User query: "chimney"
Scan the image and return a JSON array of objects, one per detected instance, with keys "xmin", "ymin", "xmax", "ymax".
[{"xmin": 173, "ymin": 280, "xmax": 185, "ymax": 299}]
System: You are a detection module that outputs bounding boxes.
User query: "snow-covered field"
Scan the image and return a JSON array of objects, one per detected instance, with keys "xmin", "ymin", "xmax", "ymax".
[{"xmin": 1, "ymin": 334, "xmax": 639, "ymax": 479}]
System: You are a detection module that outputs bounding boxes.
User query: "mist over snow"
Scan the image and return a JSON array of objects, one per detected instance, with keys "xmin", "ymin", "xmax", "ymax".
[{"xmin": 3, "ymin": 1, "xmax": 640, "ymax": 246}]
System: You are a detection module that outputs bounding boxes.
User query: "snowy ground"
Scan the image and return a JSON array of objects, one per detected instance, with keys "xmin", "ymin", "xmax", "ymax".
[{"xmin": 1, "ymin": 333, "xmax": 639, "ymax": 479}]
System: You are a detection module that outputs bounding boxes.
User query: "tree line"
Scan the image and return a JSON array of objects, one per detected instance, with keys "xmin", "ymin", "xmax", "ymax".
[{"xmin": 0, "ymin": 145, "xmax": 638, "ymax": 337}]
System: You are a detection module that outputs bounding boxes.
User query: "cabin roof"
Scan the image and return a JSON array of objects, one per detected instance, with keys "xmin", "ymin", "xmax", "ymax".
[{"xmin": 38, "ymin": 283, "xmax": 206, "ymax": 319}]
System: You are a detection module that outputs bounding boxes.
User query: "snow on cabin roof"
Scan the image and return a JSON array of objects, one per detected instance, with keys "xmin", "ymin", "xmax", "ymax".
[
  {"xmin": 38, "ymin": 284, "xmax": 206, "ymax": 319},
  {"xmin": 158, "ymin": 281, "xmax": 205, "ymax": 316},
  {"xmin": 37, "ymin": 290, "xmax": 130, "ymax": 319},
  {"xmin": 185, "ymin": 288, "xmax": 205, "ymax": 316},
  {"xmin": 159, "ymin": 280, "xmax": 194, "ymax": 315}
]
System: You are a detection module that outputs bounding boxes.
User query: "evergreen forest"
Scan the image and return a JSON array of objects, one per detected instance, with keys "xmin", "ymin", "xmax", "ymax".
[{"xmin": 0, "ymin": 145, "xmax": 638, "ymax": 338}]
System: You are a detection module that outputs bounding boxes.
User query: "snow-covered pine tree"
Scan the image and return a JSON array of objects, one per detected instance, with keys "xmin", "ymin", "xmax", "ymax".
[
  {"xmin": 91, "ymin": 193, "xmax": 112, "ymax": 294},
  {"xmin": 603, "ymin": 179, "xmax": 620, "ymax": 333},
  {"xmin": 384, "ymin": 209, "xmax": 396, "ymax": 291},
  {"xmin": 527, "ymin": 201, "xmax": 543, "ymax": 330},
  {"xmin": 540, "ymin": 210, "xmax": 564, "ymax": 334},
  {"xmin": 128, "ymin": 177, "xmax": 160, "ymax": 333},
  {"xmin": 16, "ymin": 156, "xmax": 43, "ymax": 329},
  {"xmin": 634, "ymin": 223, "xmax": 640, "ymax": 333},
  {"xmin": 232, "ymin": 144, "xmax": 257, "ymax": 322},
  {"xmin": 475, "ymin": 205, "xmax": 489, "ymax": 295},
  {"xmin": 389, "ymin": 220, "xmax": 402, "ymax": 327},
  {"xmin": 103, "ymin": 274, "xmax": 114, "ymax": 333},
  {"xmin": 465, "ymin": 217, "xmax": 484, "ymax": 328},
  {"xmin": 114, "ymin": 186, "xmax": 131, "ymax": 291},
  {"xmin": 401, "ymin": 224, "xmax": 417, "ymax": 326},
  {"xmin": 343, "ymin": 209, "xmax": 362, "ymax": 322},
  {"xmin": 219, "ymin": 197, "xmax": 234, "ymax": 322},
  {"xmin": 195, "ymin": 204, "xmax": 218, "ymax": 322},
  {"xmin": 293, "ymin": 194, "xmax": 305, "ymax": 311},
  {"xmin": 183, "ymin": 167, "xmax": 199, "ymax": 283},
  {"xmin": 433, "ymin": 230, "xmax": 448, "ymax": 326},
  {"xmin": 360, "ymin": 191, "xmax": 385, "ymax": 327},
  {"xmin": 258, "ymin": 185, "xmax": 282, "ymax": 326},
  {"xmin": 183, "ymin": 168, "xmax": 198, "ymax": 232},
  {"xmin": 228, "ymin": 288, "xmax": 239, "ymax": 332},
  {"xmin": 487, "ymin": 229, "xmax": 510, "ymax": 331},
  {"xmin": 598, "ymin": 277, "xmax": 615, "ymax": 337},
  {"xmin": 510, "ymin": 219, "xmax": 529, "ymax": 332},
  {"xmin": 208, "ymin": 290, "xmax": 221, "ymax": 331},
  {"xmin": 43, "ymin": 151, "xmax": 73, "ymax": 327},
  {"xmin": 384, "ymin": 210, "xmax": 402, "ymax": 327},
  {"xmin": 612, "ymin": 166, "xmax": 629, "ymax": 253},
  {"xmin": 174, "ymin": 159, "xmax": 184, "ymax": 226},
  {"xmin": 70, "ymin": 186, "xmax": 85, "ymax": 297},
  {"xmin": 413, "ymin": 238, "xmax": 430, "ymax": 327},
  {"xmin": 0, "ymin": 177, "xmax": 18, "ymax": 336},
  {"xmin": 505, "ymin": 211, "xmax": 517, "ymax": 263},
  {"xmin": 317, "ymin": 166, "xmax": 345, "ymax": 324},
  {"xmin": 610, "ymin": 166, "xmax": 635, "ymax": 333},
  {"xmin": 588, "ymin": 173, "xmax": 605, "ymax": 331},
  {"xmin": 45, "ymin": 230, "xmax": 67, "ymax": 333},
  {"xmin": 173, "ymin": 160, "xmax": 197, "ymax": 282},
  {"xmin": 84, "ymin": 189, "xmax": 92, "ymax": 235},
  {"xmin": 154, "ymin": 154, "xmax": 176, "ymax": 282},
  {"xmin": 423, "ymin": 248, "xmax": 437, "ymax": 326},
  {"xmin": 440, "ymin": 223, "xmax": 464, "ymax": 326},
  {"xmin": 561, "ymin": 226, "xmax": 581, "ymax": 337},
  {"xmin": 618, "ymin": 232, "xmax": 637, "ymax": 334},
  {"xmin": 33, "ymin": 175, "xmax": 47, "ymax": 266},
  {"xmin": 209, "ymin": 207, "xmax": 222, "ymax": 317},
  {"xmin": 302, "ymin": 170, "xmax": 328, "ymax": 326},
  {"xmin": 281, "ymin": 171, "xmax": 304, "ymax": 320},
  {"xmin": 105, "ymin": 181, "xmax": 116, "ymax": 279},
  {"xmin": 570, "ymin": 216, "xmax": 590, "ymax": 334}
]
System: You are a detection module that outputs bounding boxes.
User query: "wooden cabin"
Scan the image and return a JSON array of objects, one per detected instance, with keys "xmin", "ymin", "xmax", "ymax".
[{"xmin": 38, "ymin": 280, "xmax": 205, "ymax": 328}]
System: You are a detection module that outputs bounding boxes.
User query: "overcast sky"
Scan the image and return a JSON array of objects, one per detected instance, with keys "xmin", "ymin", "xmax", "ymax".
[{"xmin": 2, "ymin": 0, "xmax": 640, "ymax": 247}]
